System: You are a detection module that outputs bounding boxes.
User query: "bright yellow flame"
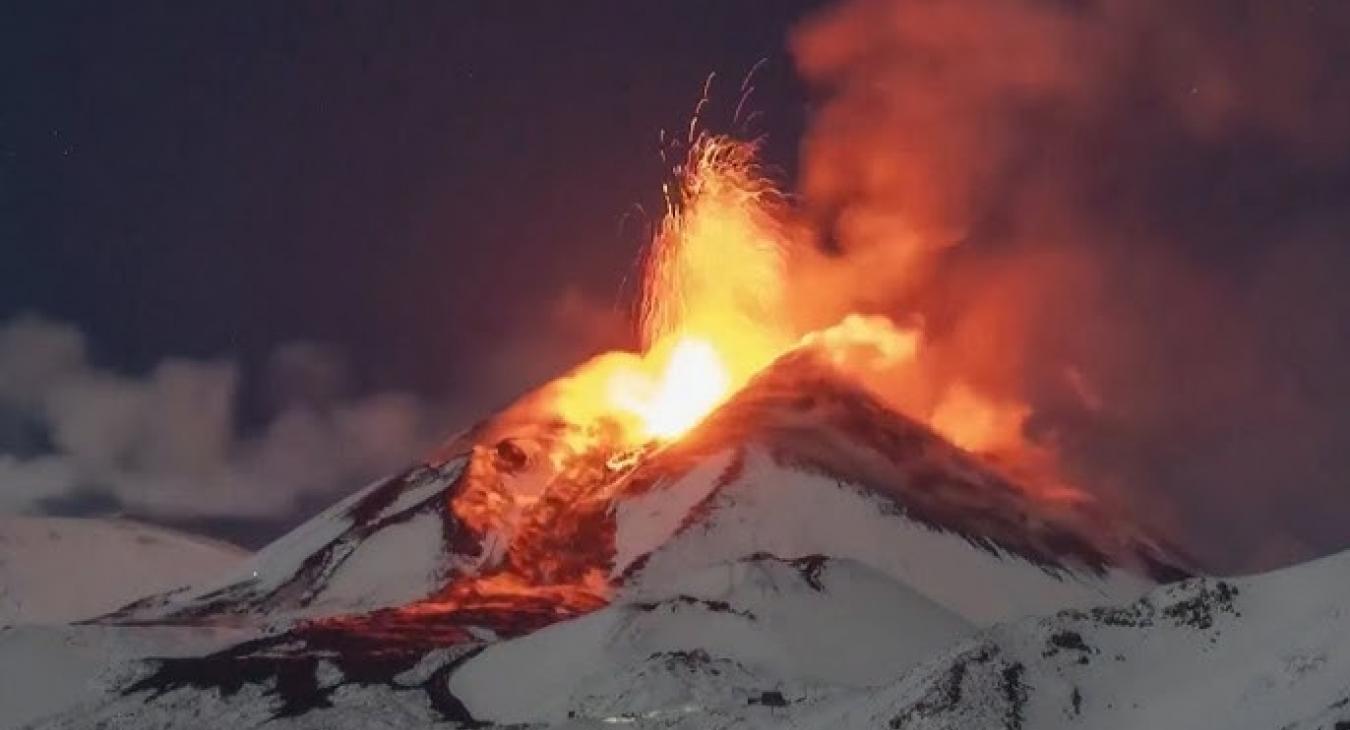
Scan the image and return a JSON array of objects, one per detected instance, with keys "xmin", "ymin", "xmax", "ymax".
[
  {"xmin": 553, "ymin": 135, "xmax": 795, "ymax": 443},
  {"xmin": 609, "ymin": 336, "xmax": 731, "ymax": 439},
  {"xmin": 550, "ymin": 136, "xmax": 1000, "ymax": 451},
  {"xmin": 620, "ymin": 135, "xmax": 794, "ymax": 439}
]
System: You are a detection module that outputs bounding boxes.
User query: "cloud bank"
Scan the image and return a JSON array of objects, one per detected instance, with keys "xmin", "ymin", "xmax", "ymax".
[
  {"xmin": 0, "ymin": 315, "xmax": 446, "ymax": 527},
  {"xmin": 0, "ymin": 287, "xmax": 625, "ymax": 542}
]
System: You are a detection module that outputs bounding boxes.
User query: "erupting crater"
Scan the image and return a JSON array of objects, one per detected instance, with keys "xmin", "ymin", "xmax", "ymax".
[{"xmin": 101, "ymin": 135, "xmax": 1185, "ymax": 665}]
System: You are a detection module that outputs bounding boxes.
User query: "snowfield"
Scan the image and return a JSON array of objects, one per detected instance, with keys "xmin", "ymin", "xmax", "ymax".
[
  {"xmin": 784, "ymin": 550, "xmax": 1350, "ymax": 730},
  {"xmin": 0, "ymin": 516, "xmax": 246, "ymax": 626},
  {"xmin": 9, "ymin": 548, "xmax": 1349, "ymax": 730}
]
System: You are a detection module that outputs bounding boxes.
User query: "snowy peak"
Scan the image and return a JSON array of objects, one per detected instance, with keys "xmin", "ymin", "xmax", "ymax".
[
  {"xmin": 103, "ymin": 350, "xmax": 1186, "ymax": 637},
  {"xmin": 612, "ymin": 350, "xmax": 1188, "ymax": 586}
]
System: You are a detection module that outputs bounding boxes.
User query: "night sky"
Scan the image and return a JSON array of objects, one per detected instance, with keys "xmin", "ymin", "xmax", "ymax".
[
  {"xmin": 2, "ymin": 1, "xmax": 822, "ymax": 412},
  {"xmin": 0, "ymin": 1, "xmax": 828, "ymax": 545}
]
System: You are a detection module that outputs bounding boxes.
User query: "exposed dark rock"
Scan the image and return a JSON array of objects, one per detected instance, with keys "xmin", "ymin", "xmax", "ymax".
[
  {"xmin": 1160, "ymin": 580, "xmax": 1238, "ymax": 630},
  {"xmin": 1042, "ymin": 629, "xmax": 1093, "ymax": 660},
  {"xmin": 999, "ymin": 662, "xmax": 1027, "ymax": 730},
  {"xmin": 788, "ymin": 554, "xmax": 830, "ymax": 591},
  {"xmin": 749, "ymin": 690, "xmax": 788, "ymax": 707},
  {"xmin": 123, "ymin": 626, "xmax": 485, "ymax": 722},
  {"xmin": 491, "ymin": 439, "xmax": 530, "ymax": 472},
  {"xmin": 633, "ymin": 595, "xmax": 757, "ymax": 621}
]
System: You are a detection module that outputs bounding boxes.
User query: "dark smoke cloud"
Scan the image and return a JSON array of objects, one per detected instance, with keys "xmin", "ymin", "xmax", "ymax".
[{"xmin": 792, "ymin": 0, "xmax": 1350, "ymax": 572}]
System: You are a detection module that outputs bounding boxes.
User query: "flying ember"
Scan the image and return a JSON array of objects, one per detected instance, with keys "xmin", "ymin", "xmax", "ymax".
[
  {"xmin": 555, "ymin": 134, "xmax": 797, "ymax": 444},
  {"xmin": 552, "ymin": 131, "xmax": 1035, "ymax": 469}
]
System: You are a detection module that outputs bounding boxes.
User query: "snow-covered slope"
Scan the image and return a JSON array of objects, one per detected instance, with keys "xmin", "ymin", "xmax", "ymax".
[
  {"xmin": 449, "ymin": 548, "xmax": 1350, "ymax": 730},
  {"xmin": 21, "ymin": 546, "xmax": 1350, "ymax": 730},
  {"xmin": 0, "ymin": 517, "xmax": 247, "ymax": 626},
  {"xmin": 101, "ymin": 457, "xmax": 471, "ymax": 625},
  {"xmin": 786, "ymin": 549, "xmax": 1350, "ymax": 730},
  {"xmin": 449, "ymin": 553, "xmax": 974, "ymax": 725},
  {"xmin": 614, "ymin": 447, "xmax": 1153, "ymax": 626}
]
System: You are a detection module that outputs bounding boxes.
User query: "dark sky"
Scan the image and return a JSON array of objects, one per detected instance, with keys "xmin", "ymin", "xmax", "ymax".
[{"xmin": 1, "ymin": 1, "xmax": 823, "ymax": 413}]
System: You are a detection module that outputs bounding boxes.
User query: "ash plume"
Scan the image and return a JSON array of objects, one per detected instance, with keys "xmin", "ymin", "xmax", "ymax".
[{"xmin": 789, "ymin": 0, "xmax": 1350, "ymax": 572}]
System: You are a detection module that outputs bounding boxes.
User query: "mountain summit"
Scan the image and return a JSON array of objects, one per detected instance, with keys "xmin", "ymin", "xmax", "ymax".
[{"xmin": 0, "ymin": 347, "xmax": 1192, "ymax": 729}]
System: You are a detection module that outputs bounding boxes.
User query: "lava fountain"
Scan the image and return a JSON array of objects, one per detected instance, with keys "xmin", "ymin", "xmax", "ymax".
[
  {"xmin": 310, "ymin": 131, "xmax": 1054, "ymax": 644},
  {"xmin": 553, "ymin": 134, "xmax": 799, "ymax": 445},
  {"xmin": 549, "ymin": 132, "xmax": 1030, "ymax": 463}
]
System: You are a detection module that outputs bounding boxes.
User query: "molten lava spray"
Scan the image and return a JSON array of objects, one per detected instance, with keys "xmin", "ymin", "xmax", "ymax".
[
  {"xmin": 626, "ymin": 136, "xmax": 798, "ymax": 438},
  {"xmin": 548, "ymin": 129, "xmax": 1044, "ymax": 474},
  {"xmin": 555, "ymin": 134, "xmax": 798, "ymax": 444}
]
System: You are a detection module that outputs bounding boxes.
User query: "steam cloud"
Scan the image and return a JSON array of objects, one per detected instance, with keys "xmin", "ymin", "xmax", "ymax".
[
  {"xmin": 791, "ymin": 0, "xmax": 1350, "ymax": 571},
  {"xmin": 0, "ymin": 287, "xmax": 621, "ymax": 544},
  {"xmin": 0, "ymin": 315, "xmax": 447, "ymax": 531}
]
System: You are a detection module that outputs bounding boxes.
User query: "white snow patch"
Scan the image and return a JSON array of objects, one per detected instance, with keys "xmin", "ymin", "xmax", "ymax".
[
  {"xmin": 312, "ymin": 509, "xmax": 448, "ymax": 611},
  {"xmin": 0, "ymin": 516, "xmax": 247, "ymax": 625},
  {"xmin": 611, "ymin": 450, "xmax": 734, "ymax": 576}
]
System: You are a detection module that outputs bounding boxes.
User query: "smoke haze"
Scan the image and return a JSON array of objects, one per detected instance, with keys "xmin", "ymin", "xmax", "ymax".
[{"xmin": 791, "ymin": 0, "xmax": 1350, "ymax": 571}]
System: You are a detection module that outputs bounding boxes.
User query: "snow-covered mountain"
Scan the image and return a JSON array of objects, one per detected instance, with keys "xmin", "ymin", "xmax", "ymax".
[
  {"xmin": 0, "ymin": 516, "xmax": 246, "ymax": 626},
  {"xmin": 102, "ymin": 351, "xmax": 1183, "ymax": 630},
  {"xmin": 7, "ymin": 350, "xmax": 1343, "ymax": 730}
]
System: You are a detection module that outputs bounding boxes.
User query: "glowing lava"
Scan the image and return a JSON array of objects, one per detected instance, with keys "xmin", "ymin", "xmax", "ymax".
[
  {"xmin": 556, "ymin": 134, "xmax": 796, "ymax": 444},
  {"xmin": 544, "ymin": 130, "xmax": 1047, "ymax": 477},
  {"xmin": 609, "ymin": 336, "xmax": 731, "ymax": 440}
]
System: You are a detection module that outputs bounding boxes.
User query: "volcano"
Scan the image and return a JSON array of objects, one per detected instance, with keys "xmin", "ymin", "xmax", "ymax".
[
  {"xmin": 6, "ymin": 346, "xmax": 1178, "ymax": 727},
  {"xmin": 8, "ymin": 135, "xmax": 1347, "ymax": 730},
  {"xmin": 9, "ymin": 340, "xmax": 1350, "ymax": 730},
  {"xmin": 5, "ymin": 348, "xmax": 1344, "ymax": 728},
  {"xmin": 118, "ymin": 349, "xmax": 1179, "ymax": 621},
  {"xmin": 101, "ymin": 348, "xmax": 1186, "ymax": 635}
]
